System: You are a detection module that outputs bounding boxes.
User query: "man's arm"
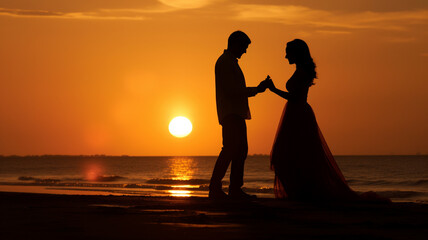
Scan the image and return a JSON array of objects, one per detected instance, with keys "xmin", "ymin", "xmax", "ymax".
[
  {"xmin": 222, "ymin": 82, "xmax": 264, "ymax": 98},
  {"xmin": 246, "ymin": 77, "xmax": 269, "ymax": 97},
  {"xmin": 216, "ymin": 60, "xmax": 266, "ymax": 98},
  {"xmin": 246, "ymin": 87, "xmax": 259, "ymax": 97},
  {"xmin": 246, "ymin": 82, "xmax": 266, "ymax": 97}
]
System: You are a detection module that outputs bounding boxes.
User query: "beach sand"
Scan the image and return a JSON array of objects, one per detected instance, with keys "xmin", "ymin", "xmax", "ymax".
[{"xmin": 1, "ymin": 192, "xmax": 427, "ymax": 240}]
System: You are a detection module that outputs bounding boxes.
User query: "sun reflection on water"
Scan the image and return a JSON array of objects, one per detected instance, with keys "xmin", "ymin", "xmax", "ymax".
[
  {"xmin": 84, "ymin": 162, "xmax": 103, "ymax": 181},
  {"xmin": 168, "ymin": 157, "xmax": 196, "ymax": 181},
  {"xmin": 167, "ymin": 189, "xmax": 192, "ymax": 197},
  {"xmin": 166, "ymin": 157, "xmax": 197, "ymax": 197},
  {"xmin": 172, "ymin": 185, "xmax": 199, "ymax": 189}
]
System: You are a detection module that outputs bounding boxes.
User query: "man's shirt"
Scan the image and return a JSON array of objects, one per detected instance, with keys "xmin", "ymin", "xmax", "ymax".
[{"xmin": 215, "ymin": 50, "xmax": 258, "ymax": 125}]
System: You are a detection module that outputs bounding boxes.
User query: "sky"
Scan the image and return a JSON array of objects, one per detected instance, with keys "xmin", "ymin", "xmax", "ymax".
[{"xmin": 0, "ymin": 0, "xmax": 427, "ymax": 156}]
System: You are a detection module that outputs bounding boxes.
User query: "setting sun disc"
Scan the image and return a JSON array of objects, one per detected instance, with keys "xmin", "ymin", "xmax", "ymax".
[{"xmin": 169, "ymin": 116, "xmax": 192, "ymax": 138}]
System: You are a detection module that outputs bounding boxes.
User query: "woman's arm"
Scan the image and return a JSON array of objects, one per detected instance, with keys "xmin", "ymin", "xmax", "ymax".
[
  {"xmin": 270, "ymin": 86, "xmax": 291, "ymax": 100},
  {"xmin": 265, "ymin": 77, "xmax": 291, "ymax": 100}
]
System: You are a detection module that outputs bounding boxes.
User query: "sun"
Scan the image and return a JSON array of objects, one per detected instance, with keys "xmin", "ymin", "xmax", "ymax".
[{"xmin": 169, "ymin": 116, "xmax": 192, "ymax": 138}]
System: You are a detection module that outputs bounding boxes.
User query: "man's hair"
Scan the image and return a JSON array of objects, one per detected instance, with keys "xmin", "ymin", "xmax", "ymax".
[{"xmin": 228, "ymin": 31, "xmax": 251, "ymax": 48}]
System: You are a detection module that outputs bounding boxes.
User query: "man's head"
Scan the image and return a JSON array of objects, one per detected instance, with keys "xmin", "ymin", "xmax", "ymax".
[{"xmin": 227, "ymin": 31, "xmax": 251, "ymax": 59}]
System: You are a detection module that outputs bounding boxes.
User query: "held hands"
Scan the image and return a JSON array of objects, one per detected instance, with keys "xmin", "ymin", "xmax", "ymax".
[
  {"xmin": 257, "ymin": 75, "xmax": 275, "ymax": 93},
  {"xmin": 256, "ymin": 79, "xmax": 268, "ymax": 93},
  {"xmin": 265, "ymin": 75, "xmax": 275, "ymax": 91}
]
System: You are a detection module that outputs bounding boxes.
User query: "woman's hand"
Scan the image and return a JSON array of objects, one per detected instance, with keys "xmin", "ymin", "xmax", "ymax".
[{"xmin": 265, "ymin": 75, "xmax": 275, "ymax": 91}]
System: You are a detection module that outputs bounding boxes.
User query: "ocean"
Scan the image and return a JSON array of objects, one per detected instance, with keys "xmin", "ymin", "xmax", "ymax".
[{"xmin": 0, "ymin": 155, "xmax": 427, "ymax": 203}]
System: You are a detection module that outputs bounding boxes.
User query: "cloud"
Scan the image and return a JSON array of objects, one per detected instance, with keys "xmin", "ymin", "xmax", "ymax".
[
  {"xmin": 158, "ymin": 0, "xmax": 218, "ymax": 9},
  {"xmin": 0, "ymin": 4, "xmax": 177, "ymax": 20},
  {"xmin": 99, "ymin": 7, "xmax": 176, "ymax": 14},
  {"xmin": 316, "ymin": 30, "xmax": 352, "ymax": 35},
  {"xmin": 1, "ymin": 2, "xmax": 427, "ymax": 29},
  {"xmin": 232, "ymin": 4, "xmax": 428, "ymax": 31},
  {"xmin": 229, "ymin": 0, "xmax": 428, "ymax": 13},
  {"xmin": 0, "ymin": 0, "xmax": 219, "ymax": 20},
  {"xmin": 0, "ymin": 8, "xmax": 63, "ymax": 17}
]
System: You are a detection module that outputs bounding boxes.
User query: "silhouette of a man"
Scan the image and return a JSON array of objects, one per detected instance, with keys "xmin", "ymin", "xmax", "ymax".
[{"xmin": 210, "ymin": 31, "xmax": 267, "ymax": 200}]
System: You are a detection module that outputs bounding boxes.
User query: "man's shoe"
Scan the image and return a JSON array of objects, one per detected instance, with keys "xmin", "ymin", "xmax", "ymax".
[
  {"xmin": 209, "ymin": 189, "xmax": 228, "ymax": 200},
  {"xmin": 228, "ymin": 189, "xmax": 257, "ymax": 200}
]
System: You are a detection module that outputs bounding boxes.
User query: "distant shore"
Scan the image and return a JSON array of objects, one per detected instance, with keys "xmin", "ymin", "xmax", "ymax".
[
  {"xmin": 1, "ymin": 191, "xmax": 427, "ymax": 240},
  {"xmin": 1, "ymin": 154, "xmax": 428, "ymax": 158}
]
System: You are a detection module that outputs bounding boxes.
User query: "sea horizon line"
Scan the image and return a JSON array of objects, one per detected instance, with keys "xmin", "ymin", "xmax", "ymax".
[{"xmin": 0, "ymin": 154, "xmax": 427, "ymax": 158}]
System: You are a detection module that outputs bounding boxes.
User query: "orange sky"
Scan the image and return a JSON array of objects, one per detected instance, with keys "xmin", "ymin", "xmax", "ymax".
[{"xmin": 0, "ymin": 0, "xmax": 427, "ymax": 156}]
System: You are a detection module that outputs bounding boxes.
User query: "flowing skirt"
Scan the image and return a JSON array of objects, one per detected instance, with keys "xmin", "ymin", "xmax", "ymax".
[{"xmin": 270, "ymin": 102, "xmax": 360, "ymax": 201}]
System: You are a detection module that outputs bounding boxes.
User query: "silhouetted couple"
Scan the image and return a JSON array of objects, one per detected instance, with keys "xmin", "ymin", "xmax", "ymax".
[{"xmin": 209, "ymin": 31, "xmax": 390, "ymax": 203}]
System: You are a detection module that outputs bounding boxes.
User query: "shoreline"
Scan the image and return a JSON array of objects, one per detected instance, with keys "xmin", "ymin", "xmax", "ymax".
[
  {"xmin": 1, "ymin": 191, "xmax": 427, "ymax": 240},
  {"xmin": 1, "ymin": 184, "xmax": 426, "ymax": 203}
]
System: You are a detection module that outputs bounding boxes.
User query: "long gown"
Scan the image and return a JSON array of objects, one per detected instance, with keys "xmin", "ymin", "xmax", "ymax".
[{"xmin": 270, "ymin": 70, "xmax": 388, "ymax": 202}]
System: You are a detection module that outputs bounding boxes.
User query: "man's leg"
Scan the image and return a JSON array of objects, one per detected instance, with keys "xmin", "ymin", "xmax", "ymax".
[
  {"xmin": 209, "ymin": 149, "xmax": 232, "ymax": 192},
  {"xmin": 209, "ymin": 115, "xmax": 243, "ymax": 198},
  {"xmin": 228, "ymin": 117, "xmax": 248, "ymax": 191},
  {"xmin": 227, "ymin": 117, "xmax": 256, "ymax": 200}
]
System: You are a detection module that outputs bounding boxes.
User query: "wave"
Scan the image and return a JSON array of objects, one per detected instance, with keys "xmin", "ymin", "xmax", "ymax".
[
  {"xmin": 94, "ymin": 175, "xmax": 126, "ymax": 182},
  {"xmin": 18, "ymin": 176, "xmax": 61, "ymax": 183},
  {"xmin": 15, "ymin": 176, "xmax": 214, "ymax": 187},
  {"xmin": 12, "ymin": 175, "xmax": 428, "ymax": 200},
  {"xmin": 348, "ymin": 179, "xmax": 428, "ymax": 187},
  {"xmin": 143, "ymin": 178, "xmax": 273, "ymax": 186},
  {"xmin": 357, "ymin": 190, "xmax": 428, "ymax": 199},
  {"xmin": 18, "ymin": 175, "xmax": 125, "ymax": 182},
  {"xmin": 5, "ymin": 180, "xmax": 428, "ymax": 200},
  {"xmin": 16, "ymin": 175, "xmax": 428, "ymax": 189},
  {"xmin": 242, "ymin": 187, "xmax": 274, "ymax": 193},
  {"xmin": 146, "ymin": 178, "xmax": 211, "ymax": 185},
  {"xmin": 1, "ymin": 180, "xmax": 275, "ymax": 194},
  {"xmin": 414, "ymin": 179, "xmax": 428, "ymax": 186}
]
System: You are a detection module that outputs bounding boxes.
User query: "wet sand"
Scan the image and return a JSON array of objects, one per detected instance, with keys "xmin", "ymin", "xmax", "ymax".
[{"xmin": 1, "ymin": 192, "xmax": 427, "ymax": 240}]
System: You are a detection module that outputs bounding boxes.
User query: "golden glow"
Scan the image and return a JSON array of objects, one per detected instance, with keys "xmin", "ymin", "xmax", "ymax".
[
  {"xmin": 167, "ymin": 189, "xmax": 192, "ymax": 197},
  {"xmin": 166, "ymin": 158, "xmax": 197, "ymax": 197},
  {"xmin": 84, "ymin": 163, "xmax": 103, "ymax": 181},
  {"xmin": 167, "ymin": 157, "xmax": 195, "ymax": 181},
  {"xmin": 0, "ymin": 1, "xmax": 427, "ymax": 156},
  {"xmin": 168, "ymin": 116, "xmax": 192, "ymax": 138},
  {"xmin": 172, "ymin": 185, "xmax": 199, "ymax": 188},
  {"xmin": 158, "ymin": 0, "xmax": 213, "ymax": 9}
]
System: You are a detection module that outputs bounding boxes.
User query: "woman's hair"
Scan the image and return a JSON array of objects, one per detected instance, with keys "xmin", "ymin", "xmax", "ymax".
[{"xmin": 287, "ymin": 39, "xmax": 317, "ymax": 85}]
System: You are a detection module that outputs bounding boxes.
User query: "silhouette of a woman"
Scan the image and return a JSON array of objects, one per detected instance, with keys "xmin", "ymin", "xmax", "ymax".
[{"xmin": 267, "ymin": 39, "xmax": 389, "ymax": 202}]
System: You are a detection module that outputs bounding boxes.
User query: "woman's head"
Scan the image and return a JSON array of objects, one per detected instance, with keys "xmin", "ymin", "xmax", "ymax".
[{"xmin": 285, "ymin": 39, "xmax": 317, "ymax": 81}]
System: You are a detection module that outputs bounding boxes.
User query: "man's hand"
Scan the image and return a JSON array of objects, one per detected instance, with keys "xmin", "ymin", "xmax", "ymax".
[
  {"xmin": 257, "ymin": 81, "xmax": 267, "ymax": 93},
  {"xmin": 257, "ymin": 75, "xmax": 271, "ymax": 93}
]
